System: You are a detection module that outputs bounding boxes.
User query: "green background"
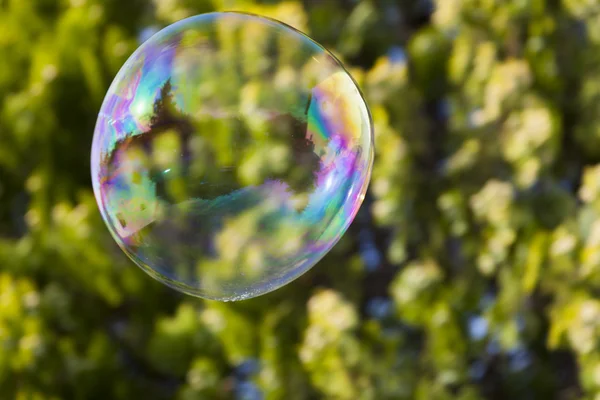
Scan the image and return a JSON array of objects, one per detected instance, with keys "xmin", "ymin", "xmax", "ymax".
[{"xmin": 0, "ymin": 0, "xmax": 598, "ymax": 398}]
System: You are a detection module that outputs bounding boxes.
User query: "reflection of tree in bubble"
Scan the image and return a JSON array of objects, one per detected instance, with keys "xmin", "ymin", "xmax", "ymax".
[{"xmin": 108, "ymin": 77, "xmax": 321, "ymax": 205}]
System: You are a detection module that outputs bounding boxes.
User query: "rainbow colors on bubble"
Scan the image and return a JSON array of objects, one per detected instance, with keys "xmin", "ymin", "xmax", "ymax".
[{"xmin": 91, "ymin": 12, "xmax": 374, "ymax": 301}]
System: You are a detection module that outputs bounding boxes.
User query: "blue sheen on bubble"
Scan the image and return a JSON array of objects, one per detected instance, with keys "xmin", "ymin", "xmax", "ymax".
[{"xmin": 91, "ymin": 12, "xmax": 374, "ymax": 301}]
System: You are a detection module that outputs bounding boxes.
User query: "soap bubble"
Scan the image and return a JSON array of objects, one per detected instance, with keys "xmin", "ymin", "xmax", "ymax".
[{"xmin": 91, "ymin": 12, "xmax": 373, "ymax": 301}]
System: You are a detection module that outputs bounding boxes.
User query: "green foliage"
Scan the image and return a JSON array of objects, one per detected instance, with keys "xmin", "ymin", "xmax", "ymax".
[{"xmin": 0, "ymin": 0, "xmax": 598, "ymax": 398}]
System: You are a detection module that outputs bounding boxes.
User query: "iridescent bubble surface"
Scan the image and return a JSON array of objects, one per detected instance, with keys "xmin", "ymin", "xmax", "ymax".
[{"xmin": 91, "ymin": 12, "xmax": 373, "ymax": 301}]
